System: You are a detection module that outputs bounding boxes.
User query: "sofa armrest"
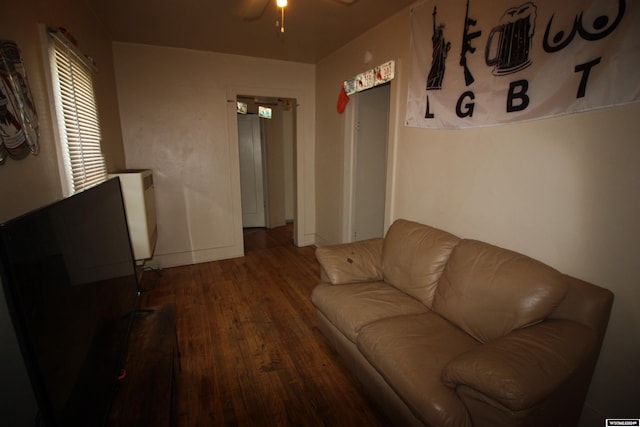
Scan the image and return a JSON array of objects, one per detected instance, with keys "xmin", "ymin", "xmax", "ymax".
[
  {"xmin": 315, "ymin": 238, "xmax": 384, "ymax": 285},
  {"xmin": 441, "ymin": 319, "xmax": 597, "ymax": 411}
]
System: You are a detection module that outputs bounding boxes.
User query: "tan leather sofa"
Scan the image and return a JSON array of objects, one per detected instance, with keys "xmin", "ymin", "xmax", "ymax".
[{"xmin": 311, "ymin": 219, "xmax": 613, "ymax": 427}]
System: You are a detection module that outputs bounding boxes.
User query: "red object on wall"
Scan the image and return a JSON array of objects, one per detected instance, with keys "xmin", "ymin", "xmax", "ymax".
[{"xmin": 337, "ymin": 85, "xmax": 350, "ymax": 114}]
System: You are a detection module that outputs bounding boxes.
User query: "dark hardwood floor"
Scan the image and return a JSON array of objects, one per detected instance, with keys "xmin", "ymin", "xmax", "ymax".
[{"xmin": 137, "ymin": 224, "xmax": 391, "ymax": 426}]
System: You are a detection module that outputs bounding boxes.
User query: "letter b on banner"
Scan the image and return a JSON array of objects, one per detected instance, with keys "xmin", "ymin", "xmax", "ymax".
[{"xmin": 507, "ymin": 80, "xmax": 530, "ymax": 113}]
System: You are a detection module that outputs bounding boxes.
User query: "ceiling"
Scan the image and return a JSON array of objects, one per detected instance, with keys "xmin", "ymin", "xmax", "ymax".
[{"xmin": 88, "ymin": 0, "xmax": 415, "ymax": 64}]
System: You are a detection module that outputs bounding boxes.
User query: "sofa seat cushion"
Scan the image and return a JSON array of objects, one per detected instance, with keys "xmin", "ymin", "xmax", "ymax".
[
  {"xmin": 433, "ymin": 239, "xmax": 569, "ymax": 343},
  {"xmin": 311, "ymin": 282, "xmax": 428, "ymax": 342},
  {"xmin": 382, "ymin": 219, "xmax": 460, "ymax": 307},
  {"xmin": 357, "ymin": 312, "xmax": 480, "ymax": 427}
]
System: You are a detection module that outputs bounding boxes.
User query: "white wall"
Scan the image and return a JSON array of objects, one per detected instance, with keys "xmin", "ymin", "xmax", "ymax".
[
  {"xmin": 316, "ymin": 6, "xmax": 640, "ymax": 424},
  {"xmin": 112, "ymin": 43, "xmax": 315, "ymax": 267}
]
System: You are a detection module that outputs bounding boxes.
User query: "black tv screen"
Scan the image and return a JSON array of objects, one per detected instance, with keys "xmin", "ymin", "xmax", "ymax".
[{"xmin": 0, "ymin": 178, "xmax": 140, "ymax": 426}]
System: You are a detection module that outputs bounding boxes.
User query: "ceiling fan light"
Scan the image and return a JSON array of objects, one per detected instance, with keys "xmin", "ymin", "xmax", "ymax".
[{"xmin": 277, "ymin": 0, "xmax": 287, "ymax": 8}]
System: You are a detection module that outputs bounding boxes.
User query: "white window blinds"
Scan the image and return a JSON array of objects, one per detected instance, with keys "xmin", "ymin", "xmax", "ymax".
[{"xmin": 49, "ymin": 31, "xmax": 106, "ymax": 194}]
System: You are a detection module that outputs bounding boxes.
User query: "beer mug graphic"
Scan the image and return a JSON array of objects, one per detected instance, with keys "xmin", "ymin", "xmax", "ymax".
[{"xmin": 485, "ymin": 3, "xmax": 538, "ymax": 75}]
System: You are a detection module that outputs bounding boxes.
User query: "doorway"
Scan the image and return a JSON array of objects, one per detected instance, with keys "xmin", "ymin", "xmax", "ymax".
[
  {"xmin": 237, "ymin": 96, "xmax": 296, "ymax": 246},
  {"xmin": 344, "ymin": 83, "xmax": 391, "ymax": 242}
]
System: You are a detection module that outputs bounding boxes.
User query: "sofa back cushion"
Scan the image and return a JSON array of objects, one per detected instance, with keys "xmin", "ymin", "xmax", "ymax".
[
  {"xmin": 432, "ymin": 239, "xmax": 569, "ymax": 343},
  {"xmin": 382, "ymin": 219, "xmax": 460, "ymax": 307}
]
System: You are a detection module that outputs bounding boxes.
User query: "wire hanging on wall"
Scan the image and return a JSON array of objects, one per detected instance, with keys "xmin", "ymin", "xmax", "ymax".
[{"xmin": 0, "ymin": 40, "xmax": 40, "ymax": 163}]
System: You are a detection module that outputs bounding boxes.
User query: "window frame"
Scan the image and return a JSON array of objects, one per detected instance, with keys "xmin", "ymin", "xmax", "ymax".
[{"xmin": 41, "ymin": 25, "xmax": 107, "ymax": 196}]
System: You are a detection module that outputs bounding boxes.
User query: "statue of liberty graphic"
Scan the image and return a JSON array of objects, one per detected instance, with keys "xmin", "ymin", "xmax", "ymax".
[{"xmin": 426, "ymin": 7, "xmax": 451, "ymax": 90}]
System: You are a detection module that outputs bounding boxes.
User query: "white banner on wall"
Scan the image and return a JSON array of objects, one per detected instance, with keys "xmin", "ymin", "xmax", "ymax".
[
  {"xmin": 344, "ymin": 60, "xmax": 395, "ymax": 95},
  {"xmin": 405, "ymin": 0, "xmax": 640, "ymax": 129}
]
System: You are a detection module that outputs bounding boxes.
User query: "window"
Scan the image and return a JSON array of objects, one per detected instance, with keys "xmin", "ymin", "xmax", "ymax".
[
  {"xmin": 258, "ymin": 105, "xmax": 272, "ymax": 119},
  {"xmin": 46, "ymin": 28, "xmax": 106, "ymax": 195}
]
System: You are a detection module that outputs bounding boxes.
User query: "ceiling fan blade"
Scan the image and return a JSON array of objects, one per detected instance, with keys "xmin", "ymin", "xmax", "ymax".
[{"xmin": 233, "ymin": 0, "xmax": 270, "ymax": 20}]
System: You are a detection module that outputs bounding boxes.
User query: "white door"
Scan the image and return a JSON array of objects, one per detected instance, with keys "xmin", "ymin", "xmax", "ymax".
[
  {"xmin": 238, "ymin": 114, "xmax": 266, "ymax": 228},
  {"xmin": 353, "ymin": 84, "xmax": 390, "ymax": 241}
]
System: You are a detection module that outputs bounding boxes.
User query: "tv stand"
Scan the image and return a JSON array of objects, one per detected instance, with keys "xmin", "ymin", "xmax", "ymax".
[{"xmin": 107, "ymin": 303, "xmax": 179, "ymax": 426}]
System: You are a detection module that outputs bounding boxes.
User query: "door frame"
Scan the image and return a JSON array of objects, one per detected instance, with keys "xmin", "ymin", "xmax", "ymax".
[
  {"xmin": 342, "ymin": 79, "xmax": 399, "ymax": 243},
  {"xmin": 226, "ymin": 85, "xmax": 304, "ymax": 252}
]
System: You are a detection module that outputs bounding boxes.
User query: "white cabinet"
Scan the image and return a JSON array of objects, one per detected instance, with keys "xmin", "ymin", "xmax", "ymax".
[{"xmin": 109, "ymin": 169, "xmax": 157, "ymax": 261}]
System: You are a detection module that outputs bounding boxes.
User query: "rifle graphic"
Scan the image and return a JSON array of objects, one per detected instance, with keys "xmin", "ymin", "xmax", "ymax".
[{"xmin": 460, "ymin": 0, "xmax": 482, "ymax": 86}]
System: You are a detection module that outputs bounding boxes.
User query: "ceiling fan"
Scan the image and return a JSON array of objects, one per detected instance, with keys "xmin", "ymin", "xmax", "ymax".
[{"xmin": 234, "ymin": 0, "xmax": 358, "ymax": 21}]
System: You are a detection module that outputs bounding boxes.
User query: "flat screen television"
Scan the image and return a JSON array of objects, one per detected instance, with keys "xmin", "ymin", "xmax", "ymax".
[{"xmin": 0, "ymin": 178, "xmax": 140, "ymax": 426}]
